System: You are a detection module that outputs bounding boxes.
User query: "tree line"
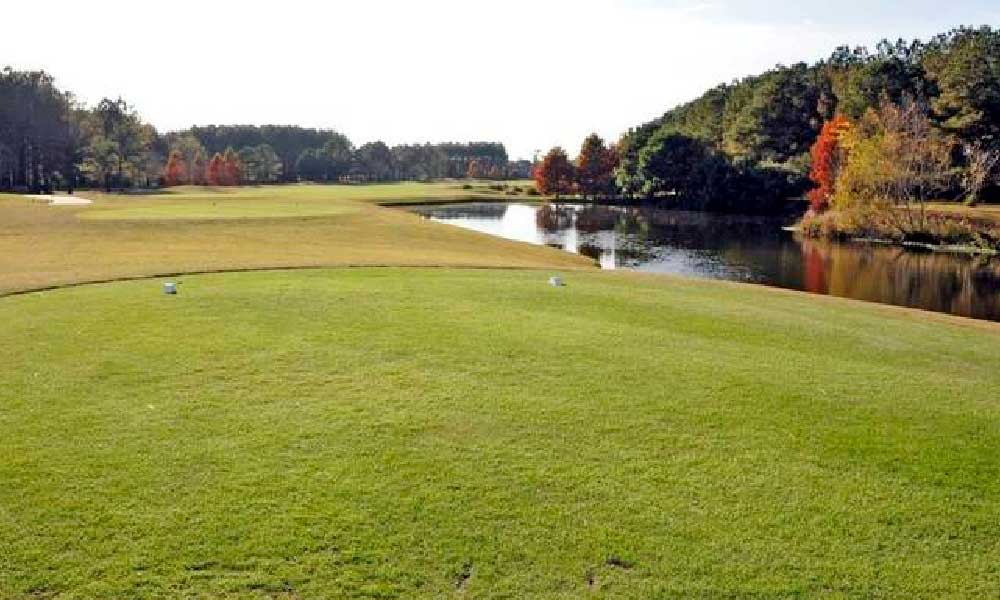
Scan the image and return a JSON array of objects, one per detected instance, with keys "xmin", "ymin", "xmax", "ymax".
[
  {"xmin": 536, "ymin": 26, "xmax": 999, "ymax": 214},
  {"xmin": 0, "ymin": 70, "xmax": 527, "ymax": 192}
]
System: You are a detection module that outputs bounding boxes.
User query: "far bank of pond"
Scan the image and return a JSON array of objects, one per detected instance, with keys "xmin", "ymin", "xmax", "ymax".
[{"xmin": 410, "ymin": 202, "xmax": 1000, "ymax": 322}]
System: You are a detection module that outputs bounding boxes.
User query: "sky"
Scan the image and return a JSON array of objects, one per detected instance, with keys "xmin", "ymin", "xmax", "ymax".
[{"xmin": 2, "ymin": 1, "xmax": 997, "ymax": 159}]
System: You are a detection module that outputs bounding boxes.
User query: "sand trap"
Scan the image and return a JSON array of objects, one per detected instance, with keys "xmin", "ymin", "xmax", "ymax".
[{"xmin": 23, "ymin": 194, "xmax": 92, "ymax": 206}]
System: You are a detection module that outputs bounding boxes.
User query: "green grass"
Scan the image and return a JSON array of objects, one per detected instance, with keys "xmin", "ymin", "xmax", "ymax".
[
  {"xmin": 79, "ymin": 181, "xmax": 538, "ymax": 220},
  {"xmin": 0, "ymin": 183, "xmax": 585, "ymax": 295},
  {"xmin": 84, "ymin": 198, "xmax": 359, "ymax": 220},
  {"xmin": 2, "ymin": 268, "xmax": 999, "ymax": 598}
]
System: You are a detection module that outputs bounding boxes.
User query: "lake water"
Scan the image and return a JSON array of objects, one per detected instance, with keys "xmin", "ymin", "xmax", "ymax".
[{"xmin": 411, "ymin": 202, "xmax": 1000, "ymax": 322}]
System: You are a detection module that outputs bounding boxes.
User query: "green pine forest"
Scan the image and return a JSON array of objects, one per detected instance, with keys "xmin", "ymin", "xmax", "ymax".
[{"xmin": 609, "ymin": 26, "xmax": 999, "ymax": 214}]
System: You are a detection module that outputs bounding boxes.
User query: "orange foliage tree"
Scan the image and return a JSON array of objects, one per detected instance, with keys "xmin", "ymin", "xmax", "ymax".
[
  {"xmin": 807, "ymin": 116, "xmax": 850, "ymax": 212},
  {"xmin": 206, "ymin": 153, "xmax": 225, "ymax": 186},
  {"xmin": 534, "ymin": 147, "xmax": 576, "ymax": 197},
  {"xmin": 164, "ymin": 150, "xmax": 187, "ymax": 186}
]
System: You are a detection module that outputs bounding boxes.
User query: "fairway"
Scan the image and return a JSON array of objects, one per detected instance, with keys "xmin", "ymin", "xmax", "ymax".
[
  {"xmin": 79, "ymin": 182, "xmax": 535, "ymax": 220},
  {"xmin": 3, "ymin": 268, "xmax": 999, "ymax": 598},
  {"xmin": 0, "ymin": 183, "xmax": 585, "ymax": 296}
]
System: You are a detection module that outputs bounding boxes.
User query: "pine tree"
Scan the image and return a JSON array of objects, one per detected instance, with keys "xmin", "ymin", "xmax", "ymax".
[{"xmin": 575, "ymin": 134, "xmax": 618, "ymax": 199}]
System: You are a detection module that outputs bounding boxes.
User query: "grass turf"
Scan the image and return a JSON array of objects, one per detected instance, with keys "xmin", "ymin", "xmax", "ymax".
[
  {"xmin": 78, "ymin": 182, "xmax": 537, "ymax": 220},
  {"xmin": 0, "ymin": 182, "xmax": 586, "ymax": 296},
  {"xmin": 2, "ymin": 268, "xmax": 999, "ymax": 598}
]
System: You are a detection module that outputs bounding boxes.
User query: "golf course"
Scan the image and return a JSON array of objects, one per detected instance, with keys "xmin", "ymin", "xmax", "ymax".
[{"xmin": 2, "ymin": 184, "xmax": 999, "ymax": 598}]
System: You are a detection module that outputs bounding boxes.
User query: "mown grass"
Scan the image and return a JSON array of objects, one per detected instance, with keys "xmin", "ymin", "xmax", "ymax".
[
  {"xmin": 79, "ymin": 182, "xmax": 538, "ymax": 220},
  {"xmin": 0, "ymin": 182, "xmax": 584, "ymax": 295},
  {"xmin": 1, "ymin": 268, "xmax": 999, "ymax": 598}
]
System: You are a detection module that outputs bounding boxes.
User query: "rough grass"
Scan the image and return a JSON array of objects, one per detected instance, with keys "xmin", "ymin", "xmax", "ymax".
[
  {"xmin": 1, "ymin": 268, "xmax": 998, "ymax": 598},
  {"xmin": 0, "ymin": 183, "xmax": 586, "ymax": 295},
  {"xmin": 799, "ymin": 205, "xmax": 1000, "ymax": 251}
]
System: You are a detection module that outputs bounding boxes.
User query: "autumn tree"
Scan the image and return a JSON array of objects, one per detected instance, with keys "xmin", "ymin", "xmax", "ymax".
[
  {"xmin": 222, "ymin": 147, "xmax": 242, "ymax": 186},
  {"xmin": 190, "ymin": 149, "xmax": 207, "ymax": 185},
  {"xmin": 164, "ymin": 150, "xmax": 187, "ymax": 186},
  {"xmin": 834, "ymin": 98, "xmax": 954, "ymax": 231},
  {"xmin": 466, "ymin": 159, "xmax": 481, "ymax": 179},
  {"xmin": 534, "ymin": 147, "xmax": 576, "ymax": 198},
  {"xmin": 206, "ymin": 153, "xmax": 225, "ymax": 186},
  {"xmin": 575, "ymin": 134, "xmax": 619, "ymax": 199},
  {"xmin": 806, "ymin": 115, "xmax": 851, "ymax": 212}
]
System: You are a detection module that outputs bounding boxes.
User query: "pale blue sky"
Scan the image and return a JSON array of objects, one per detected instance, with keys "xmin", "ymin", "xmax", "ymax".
[{"xmin": 1, "ymin": 1, "xmax": 996, "ymax": 159}]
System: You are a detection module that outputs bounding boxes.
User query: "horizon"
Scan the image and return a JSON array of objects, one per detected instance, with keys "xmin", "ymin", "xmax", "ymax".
[{"xmin": 2, "ymin": 1, "xmax": 997, "ymax": 159}]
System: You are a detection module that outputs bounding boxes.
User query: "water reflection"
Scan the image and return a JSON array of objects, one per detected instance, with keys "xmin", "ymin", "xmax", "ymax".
[{"xmin": 411, "ymin": 202, "xmax": 1000, "ymax": 321}]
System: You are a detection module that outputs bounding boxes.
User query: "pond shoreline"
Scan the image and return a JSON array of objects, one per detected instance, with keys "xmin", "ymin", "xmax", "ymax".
[
  {"xmin": 785, "ymin": 225, "xmax": 1000, "ymax": 257},
  {"xmin": 412, "ymin": 201, "xmax": 1000, "ymax": 322}
]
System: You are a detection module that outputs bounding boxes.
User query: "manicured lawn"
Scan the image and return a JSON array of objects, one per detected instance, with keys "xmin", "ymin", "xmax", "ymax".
[
  {"xmin": 2, "ymin": 268, "xmax": 998, "ymax": 598},
  {"xmin": 0, "ymin": 183, "xmax": 583, "ymax": 296},
  {"xmin": 79, "ymin": 182, "xmax": 537, "ymax": 221}
]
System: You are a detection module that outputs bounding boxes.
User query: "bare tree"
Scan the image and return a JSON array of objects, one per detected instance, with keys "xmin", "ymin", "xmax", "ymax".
[{"xmin": 961, "ymin": 142, "xmax": 1000, "ymax": 206}]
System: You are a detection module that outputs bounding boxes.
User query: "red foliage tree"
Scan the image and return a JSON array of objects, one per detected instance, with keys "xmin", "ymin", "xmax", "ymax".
[
  {"xmin": 534, "ymin": 147, "xmax": 576, "ymax": 197},
  {"xmin": 807, "ymin": 115, "xmax": 850, "ymax": 212},
  {"xmin": 190, "ymin": 149, "xmax": 207, "ymax": 185},
  {"xmin": 206, "ymin": 153, "xmax": 225, "ymax": 186},
  {"xmin": 164, "ymin": 150, "xmax": 187, "ymax": 186}
]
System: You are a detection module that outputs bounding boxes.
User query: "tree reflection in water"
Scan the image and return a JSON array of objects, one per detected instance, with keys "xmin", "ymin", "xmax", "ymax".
[{"xmin": 412, "ymin": 202, "xmax": 1000, "ymax": 321}]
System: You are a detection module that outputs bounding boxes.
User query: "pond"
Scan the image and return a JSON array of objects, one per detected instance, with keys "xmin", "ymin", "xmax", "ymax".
[{"xmin": 411, "ymin": 202, "xmax": 1000, "ymax": 322}]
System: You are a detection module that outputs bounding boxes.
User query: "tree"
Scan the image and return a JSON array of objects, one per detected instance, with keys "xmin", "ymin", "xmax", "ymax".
[
  {"xmin": 169, "ymin": 134, "xmax": 207, "ymax": 186},
  {"xmin": 575, "ymin": 134, "xmax": 618, "ymax": 199},
  {"xmin": 83, "ymin": 137, "xmax": 118, "ymax": 192},
  {"xmin": 222, "ymin": 147, "xmax": 242, "ymax": 186},
  {"xmin": 0, "ymin": 69, "xmax": 74, "ymax": 191},
  {"xmin": 834, "ymin": 98, "xmax": 954, "ymax": 232},
  {"xmin": 806, "ymin": 116, "xmax": 851, "ymax": 212},
  {"xmin": 256, "ymin": 144, "xmax": 283, "ymax": 182},
  {"xmin": 355, "ymin": 141, "xmax": 394, "ymax": 181},
  {"xmin": 722, "ymin": 64, "xmax": 823, "ymax": 163},
  {"xmin": 190, "ymin": 148, "xmax": 207, "ymax": 185},
  {"xmin": 636, "ymin": 132, "xmax": 720, "ymax": 201},
  {"xmin": 323, "ymin": 135, "xmax": 354, "ymax": 181},
  {"xmin": 164, "ymin": 150, "xmax": 186, "ymax": 186},
  {"xmin": 534, "ymin": 147, "xmax": 575, "ymax": 197},
  {"xmin": 206, "ymin": 153, "xmax": 225, "ymax": 186},
  {"xmin": 93, "ymin": 97, "xmax": 147, "ymax": 189},
  {"xmin": 295, "ymin": 148, "xmax": 328, "ymax": 181},
  {"xmin": 466, "ymin": 159, "xmax": 482, "ymax": 179},
  {"xmin": 923, "ymin": 27, "xmax": 1000, "ymax": 145},
  {"xmin": 961, "ymin": 142, "xmax": 1000, "ymax": 206}
]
